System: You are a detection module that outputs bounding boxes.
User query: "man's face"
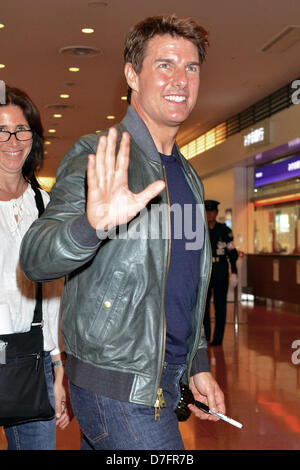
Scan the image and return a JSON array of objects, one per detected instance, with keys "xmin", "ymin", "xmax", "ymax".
[
  {"xmin": 126, "ymin": 34, "xmax": 201, "ymax": 134},
  {"xmin": 206, "ymin": 210, "xmax": 218, "ymax": 224}
]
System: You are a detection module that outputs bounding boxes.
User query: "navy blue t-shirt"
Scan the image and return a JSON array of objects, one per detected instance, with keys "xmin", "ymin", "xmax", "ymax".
[{"xmin": 160, "ymin": 154, "xmax": 204, "ymax": 364}]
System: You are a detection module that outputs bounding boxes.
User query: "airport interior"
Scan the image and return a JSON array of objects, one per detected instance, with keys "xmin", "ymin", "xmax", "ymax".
[{"xmin": 0, "ymin": 0, "xmax": 300, "ymax": 452}]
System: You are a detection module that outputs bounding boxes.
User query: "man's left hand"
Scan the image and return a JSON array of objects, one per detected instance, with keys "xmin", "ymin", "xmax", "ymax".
[{"xmin": 188, "ymin": 372, "xmax": 225, "ymax": 421}]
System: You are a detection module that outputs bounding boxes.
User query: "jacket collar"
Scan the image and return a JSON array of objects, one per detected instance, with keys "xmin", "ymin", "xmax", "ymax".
[{"xmin": 121, "ymin": 105, "xmax": 183, "ymax": 165}]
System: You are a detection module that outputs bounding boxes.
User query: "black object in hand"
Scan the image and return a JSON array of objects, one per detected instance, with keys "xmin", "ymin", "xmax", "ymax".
[{"xmin": 175, "ymin": 382, "xmax": 194, "ymax": 421}]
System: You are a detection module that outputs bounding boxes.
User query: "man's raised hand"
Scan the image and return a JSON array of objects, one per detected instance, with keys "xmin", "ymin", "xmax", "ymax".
[{"xmin": 87, "ymin": 127, "xmax": 165, "ymax": 231}]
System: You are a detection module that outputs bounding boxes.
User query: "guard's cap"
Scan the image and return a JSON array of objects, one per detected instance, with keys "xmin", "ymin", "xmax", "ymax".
[{"xmin": 204, "ymin": 200, "xmax": 220, "ymax": 211}]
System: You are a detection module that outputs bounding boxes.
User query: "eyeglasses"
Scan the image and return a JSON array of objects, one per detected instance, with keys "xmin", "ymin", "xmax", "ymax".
[{"xmin": 0, "ymin": 130, "xmax": 33, "ymax": 142}]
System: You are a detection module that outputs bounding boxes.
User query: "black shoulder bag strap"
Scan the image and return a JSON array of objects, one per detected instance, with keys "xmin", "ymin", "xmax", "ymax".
[
  {"xmin": 0, "ymin": 186, "xmax": 46, "ymax": 358},
  {"xmin": 31, "ymin": 186, "xmax": 45, "ymax": 326}
]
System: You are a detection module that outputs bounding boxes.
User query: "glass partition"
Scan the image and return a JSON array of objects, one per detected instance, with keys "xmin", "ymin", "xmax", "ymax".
[{"xmin": 254, "ymin": 202, "xmax": 299, "ymax": 254}]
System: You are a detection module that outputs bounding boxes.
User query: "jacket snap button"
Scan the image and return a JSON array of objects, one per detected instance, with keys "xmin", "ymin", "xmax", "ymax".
[{"xmin": 103, "ymin": 300, "xmax": 112, "ymax": 309}]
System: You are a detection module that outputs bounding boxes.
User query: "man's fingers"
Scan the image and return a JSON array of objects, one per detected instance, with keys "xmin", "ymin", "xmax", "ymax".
[
  {"xmin": 93, "ymin": 129, "xmax": 129, "ymax": 190},
  {"xmin": 105, "ymin": 127, "xmax": 118, "ymax": 178},
  {"xmin": 136, "ymin": 180, "xmax": 165, "ymax": 209},
  {"xmin": 115, "ymin": 131, "xmax": 130, "ymax": 177},
  {"xmin": 87, "ymin": 154, "xmax": 98, "ymax": 191},
  {"xmin": 95, "ymin": 135, "xmax": 108, "ymax": 189}
]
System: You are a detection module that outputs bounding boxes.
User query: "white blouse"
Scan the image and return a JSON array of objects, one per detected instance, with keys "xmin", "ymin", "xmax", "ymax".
[{"xmin": 0, "ymin": 184, "xmax": 63, "ymax": 355}]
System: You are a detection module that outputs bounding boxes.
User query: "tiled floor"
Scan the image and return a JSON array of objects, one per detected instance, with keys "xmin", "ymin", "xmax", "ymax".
[
  {"xmin": 1, "ymin": 299, "xmax": 300, "ymax": 450},
  {"xmin": 179, "ymin": 301, "xmax": 300, "ymax": 450}
]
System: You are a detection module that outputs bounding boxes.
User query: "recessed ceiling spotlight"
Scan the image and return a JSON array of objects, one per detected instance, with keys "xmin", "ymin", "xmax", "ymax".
[
  {"xmin": 106, "ymin": 115, "xmax": 115, "ymax": 120},
  {"xmin": 45, "ymin": 103, "xmax": 74, "ymax": 111},
  {"xmin": 53, "ymin": 114, "xmax": 62, "ymax": 118},
  {"xmin": 0, "ymin": 64, "xmax": 5, "ymax": 69},
  {"xmin": 48, "ymin": 129, "xmax": 56, "ymax": 133},
  {"xmin": 60, "ymin": 46, "xmax": 101, "ymax": 58},
  {"xmin": 0, "ymin": 24, "xmax": 5, "ymax": 29},
  {"xmin": 69, "ymin": 67, "xmax": 80, "ymax": 72},
  {"xmin": 45, "ymin": 141, "xmax": 51, "ymax": 145},
  {"xmin": 121, "ymin": 96, "xmax": 127, "ymax": 101},
  {"xmin": 82, "ymin": 28, "xmax": 94, "ymax": 34},
  {"xmin": 95, "ymin": 130, "xmax": 102, "ymax": 133},
  {"xmin": 60, "ymin": 94, "xmax": 70, "ymax": 99}
]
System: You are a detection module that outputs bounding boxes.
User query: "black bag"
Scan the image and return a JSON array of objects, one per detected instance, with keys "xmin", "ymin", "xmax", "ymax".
[{"xmin": 0, "ymin": 187, "xmax": 55, "ymax": 427}]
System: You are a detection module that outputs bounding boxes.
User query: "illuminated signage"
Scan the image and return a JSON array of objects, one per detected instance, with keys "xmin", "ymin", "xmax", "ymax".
[
  {"xmin": 254, "ymin": 154, "xmax": 300, "ymax": 187},
  {"xmin": 244, "ymin": 127, "xmax": 265, "ymax": 147}
]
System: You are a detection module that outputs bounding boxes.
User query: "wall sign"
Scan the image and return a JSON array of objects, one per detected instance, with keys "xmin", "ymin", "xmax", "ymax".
[
  {"xmin": 244, "ymin": 127, "xmax": 265, "ymax": 147},
  {"xmin": 254, "ymin": 153, "xmax": 300, "ymax": 187}
]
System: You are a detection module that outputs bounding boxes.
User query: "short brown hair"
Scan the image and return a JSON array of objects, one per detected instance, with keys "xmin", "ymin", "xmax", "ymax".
[{"xmin": 124, "ymin": 14, "xmax": 209, "ymax": 103}]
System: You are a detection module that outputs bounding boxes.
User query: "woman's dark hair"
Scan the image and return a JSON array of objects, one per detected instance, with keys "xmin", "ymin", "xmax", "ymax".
[
  {"xmin": 124, "ymin": 14, "xmax": 209, "ymax": 103},
  {"xmin": 1, "ymin": 86, "xmax": 44, "ymax": 188}
]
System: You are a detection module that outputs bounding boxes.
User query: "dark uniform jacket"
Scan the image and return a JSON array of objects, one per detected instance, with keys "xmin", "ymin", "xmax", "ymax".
[{"xmin": 209, "ymin": 222, "xmax": 238, "ymax": 274}]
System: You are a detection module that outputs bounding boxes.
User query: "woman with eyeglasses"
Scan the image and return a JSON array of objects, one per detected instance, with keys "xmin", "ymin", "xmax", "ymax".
[{"xmin": 0, "ymin": 86, "xmax": 69, "ymax": 449}]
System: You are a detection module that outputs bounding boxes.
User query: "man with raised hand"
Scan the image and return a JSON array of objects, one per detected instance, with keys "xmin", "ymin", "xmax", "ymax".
[{"xmin": 20, "ymin": 15, "xmax": 225, "ymax": 450}]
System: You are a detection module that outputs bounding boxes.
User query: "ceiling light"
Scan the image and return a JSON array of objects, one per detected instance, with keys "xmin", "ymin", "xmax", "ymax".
[
  {"xmin": 60, "ymin": 93, "xmax": 70, "ymax": 99},
  {"xmin": 121, "ymin": 96, "xmax": 127, "ymax": 101},
  {"xmin": 53, "ymin": 114, "xmax": 62, "ymax": 118},
  {"xmin": 95, "ymin": 130, "xmax": 102, "ymax": 133},
  {"xmin": 0, "ymin": 24, "xmax": 5, "ymax": 29},
  {"xmin": 82, "ymin": 28, "xmax": 94, "ymax": 34},
  {"xmin": 88, "ymin": 1, "xmax": 108, "ymax": 7},
  {"xmin": 106, "ymin": 115, "xmax": 115, "ymax": 120},
  {"xmin": 45, "ymin": 103, "xmax": 74, "ymax": 111},
  {"xmin": 0, "ymin": 64, "xmax": 5, "ymax": 69},
  {"xmin": 61, "ymin": 46, "xmax": 100, "ymax": 58},
  {"xmin": 37, "ymin": 177, "xmax": 56, "ymax": 191},
  {"xmin": 254, "ymin": 193, "xmax": 300, "ymax": 206},
  {"xmin": 48, "ymin": 129, "xmax": 56, "ymax": 133},
  {"xmin": 45, "ymin": 141, "xmax": 51, "ymax": 145},
  {"xmin": 69, "ymin": 67, "xmax": 80, "ymax": 72}
]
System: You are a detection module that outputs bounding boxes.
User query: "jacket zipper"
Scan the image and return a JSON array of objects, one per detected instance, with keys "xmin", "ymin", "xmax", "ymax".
[
  {"xmin": 186, "ymin": 171, "xmax": 212, "ymax": 383},
  {"xmin": 154, "ymin": 164, "xmax": 171, "ymax": 420}
]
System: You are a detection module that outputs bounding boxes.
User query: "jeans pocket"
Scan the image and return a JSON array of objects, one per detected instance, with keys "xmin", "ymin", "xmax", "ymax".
[{"xmin": 69, "ymin": 382, "xmax": 108, "ymax": 443}]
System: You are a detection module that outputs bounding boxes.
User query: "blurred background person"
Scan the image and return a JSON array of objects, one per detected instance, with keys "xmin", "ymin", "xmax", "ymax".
[
  {"xmin": 203, "ymin": 200, "xmax": 238, "ymax": 346},
  {"xmin": 0, "ymin": 86, "xmax": 69, "ymax": 450}
]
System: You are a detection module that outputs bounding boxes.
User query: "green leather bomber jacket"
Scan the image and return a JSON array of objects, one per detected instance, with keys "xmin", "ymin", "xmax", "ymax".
[{"xmin": 20, "ymin": 106, "xmax": 212, "ymax": 409}]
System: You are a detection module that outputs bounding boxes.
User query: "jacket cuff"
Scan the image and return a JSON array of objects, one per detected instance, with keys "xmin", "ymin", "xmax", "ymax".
[
  {"xmin": 70, "ymin": 214, "xmax": 106, "ymax": 247},
  {"xmin": 190, "ymin": 348, "xmax": 210, "ymax": 375}
]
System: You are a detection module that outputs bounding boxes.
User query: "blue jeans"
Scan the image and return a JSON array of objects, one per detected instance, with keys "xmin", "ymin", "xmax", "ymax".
[
  {"xmin": 4, "ymin": 351, "xmax": 56, "ymax": 450},
  {"xmin": 69, "ymin": 362, "xmax": 186, "ymax": 450}
]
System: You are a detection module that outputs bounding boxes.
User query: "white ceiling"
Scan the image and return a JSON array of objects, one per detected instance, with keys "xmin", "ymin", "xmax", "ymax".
[{"xmin": 1, "ymin": 0, "xmax": 300, "ymax": 177}]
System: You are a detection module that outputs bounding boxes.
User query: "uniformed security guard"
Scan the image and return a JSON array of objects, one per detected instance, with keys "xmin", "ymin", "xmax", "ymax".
[{"xmin": 203, "ymin": 200, "xmax": 238, "ymax": 346}]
